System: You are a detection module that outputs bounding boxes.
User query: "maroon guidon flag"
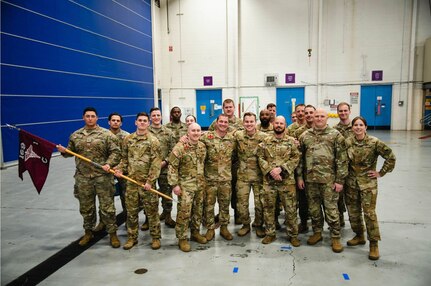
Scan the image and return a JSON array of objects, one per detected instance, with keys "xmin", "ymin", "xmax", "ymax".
[{"xmin": 18, "ymin": 129, "xmax": 56, "ymax": 194}]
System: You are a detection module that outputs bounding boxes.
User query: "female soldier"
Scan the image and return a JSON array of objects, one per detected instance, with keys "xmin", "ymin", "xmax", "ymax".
[
  {"xmin": 185, "ymin": 115, "xmax": 197, "ymax": 126},
  {"xmin": 345, "ymin": 116, "xmax": 396, "ymax": 260}
]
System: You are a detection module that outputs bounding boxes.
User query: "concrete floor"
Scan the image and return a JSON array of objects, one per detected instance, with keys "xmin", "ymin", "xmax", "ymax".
[{"xmin": 1, "ymin": 130, "xmax": 431, "ymax": 286}]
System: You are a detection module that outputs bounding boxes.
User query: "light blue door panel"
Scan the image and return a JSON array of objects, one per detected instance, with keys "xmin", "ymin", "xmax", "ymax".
[{"xmin": 276, "ymin": 87, "xmax": 305, "ymax": 125}]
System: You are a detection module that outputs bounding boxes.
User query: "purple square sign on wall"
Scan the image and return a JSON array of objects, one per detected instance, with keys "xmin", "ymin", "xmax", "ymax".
[
  {"xmin": 203, "ymin": 76, "xmax": 213, "ymax": 86},
  {"xmin": 285, "ymin": 73, "xmax": 295, "ymax": 84},
  {"xmin": 372, "ymin": 70, "xmax": 383, "ymax": 81}
]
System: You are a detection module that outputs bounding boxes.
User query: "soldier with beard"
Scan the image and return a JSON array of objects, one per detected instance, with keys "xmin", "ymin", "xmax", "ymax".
[
  {"xmin": 257, "ymin": 116, "xmax": 301, "ymax": 245},
  {"xmin": 165, "ymin": 106, "xmax": 188, "ymax": 143},
  {"xmin": 257, "ymin": 109, "xmax": 274, "ymax": 133}
]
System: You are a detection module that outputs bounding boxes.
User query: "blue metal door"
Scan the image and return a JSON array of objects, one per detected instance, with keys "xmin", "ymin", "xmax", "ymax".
[
  {"xmin": 196, "ymin": 89, "xmax": 223, "ymax": 129},
  {"xmin": 360, "ymin": 85, "xmax": 392, "ymax": 129},
  {"xmin": 276, "ymin": 87, "xmax": 305, "ymax": 125}
]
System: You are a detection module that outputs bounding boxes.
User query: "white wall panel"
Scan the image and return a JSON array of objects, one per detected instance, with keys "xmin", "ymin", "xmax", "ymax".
[{"xmin": 154, "ymin": 0, "xmax": 431, "ymax": 130}]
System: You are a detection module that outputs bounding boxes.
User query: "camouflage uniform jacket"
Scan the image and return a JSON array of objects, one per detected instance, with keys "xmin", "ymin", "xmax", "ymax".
[
  {"xmin": 149, "ymin": 125, "xmax": 175, "ymax": 162},
  {"xmin": 286, "ymin": 121, "xmax": 305, "ymax": 137},
  {"xmin": 257, "ymin": 133, "xmax": 300, "ymax": 185},
  {"xmin": 333, "ymin": 121, "xmax": 354, "ymax": 138},
  {"xmin": 345, "ymin": 134, "xmax": 396, "ymax": 190},
  {"xmin": 65, "ymin": 125, "xmax": 120, "ymax": 178},
  {"xmin": 200, "ymin": 131, "xmax": 236, "ymax": 182},
  {"xmin": 165, "ymin": 121, "xmax": 188, "ymax": 143},
  {"xmin": 297, "ymin": 126, "xmax": 348, "ymax": 185},
  {"xmin": 293, "ymin": 123, "xmax": 313, "ymax": 139},
  {"xmin": 256, "ymin": 123, "xmax": 274, "ymax": 133},
  {"xmin": 110, "ymin": 129, "xmax": 130, "ymax": 148},
  {"xmin": 234, "ymin": 130, "xmax": 268, "ymax": 182},
  {"xmin": 117, "ymin": 132, "xmax": 162, "ymax": 185},
  {"xmin": 167, "ymin": 141, "xmax": 206, "ymax": 188},
  {"xmin": 209, "ymin": 116, "xmax": 243, "ymax": 132}
]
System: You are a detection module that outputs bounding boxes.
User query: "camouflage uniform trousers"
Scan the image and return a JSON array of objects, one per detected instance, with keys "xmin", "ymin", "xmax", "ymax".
[
  {"xmin": 262, "ymin": 183, "xmax": 298, "ymax": 238},
  {"xmin": 205, "ymin": 181, "xmax": 231, "ymax": 229},
  {"xmin": 175, "ymin": 181, "xmax": 204, "ymax": 239},
  {"xmin": 125, "ymin": 182, "xmax": 161, "ymax": 241},
  {"xmin": 236, "ymin": 180, "xmax": 264, "ymax": 226},
  {"xmin": 345, "ymin": 184, "xmax": 381, "ymax": 241},
  {"xmin": 158, "ymin": 171, "xmax": 173, "ymax": 212},
  {"xmin": 74, "ymin": 174, "xmax": 118, "ymax": 233},
  {"xmin": 306, "ymin": 182, "xmax": 341, "ymax": 238}
]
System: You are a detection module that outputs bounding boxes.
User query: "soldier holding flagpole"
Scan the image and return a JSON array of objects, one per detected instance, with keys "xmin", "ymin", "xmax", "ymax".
[{"xmin": 57, "ymin": 107, "xmax": 122, "ymax": 248}]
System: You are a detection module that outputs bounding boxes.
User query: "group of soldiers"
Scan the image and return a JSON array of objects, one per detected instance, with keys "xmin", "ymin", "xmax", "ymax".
[{"xmin": 57, "ymin": 99, "xmax": 395, "ymax": 261}]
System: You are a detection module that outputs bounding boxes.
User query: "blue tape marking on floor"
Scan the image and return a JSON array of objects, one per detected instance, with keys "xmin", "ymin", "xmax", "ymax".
[
  {"xmin": 281, "ymin": 246, "xmax": 292, "ymax": 250},
  {"xmin": 343, "ymin": 273, "xmax": 350, "ymax": 280},
  {"xmin": 233, "ymin": 267, "xmax": 239, "ymax": 273}
]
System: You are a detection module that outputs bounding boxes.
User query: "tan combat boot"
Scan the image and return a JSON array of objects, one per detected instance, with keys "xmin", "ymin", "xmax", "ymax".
[
  {"xmin": 178, "ymin": 239, "xmax": 191, "ymax": 252},
  {"xmin": 347, "ymin": 233, "xmax": 366, "ymax": 246},
  {"xmin": 191, "ymin": 231, "xmax": 208, "ymax": 244},
  {"xmin": 78, "ymin": 230, "xmax": 93, "ymax": 246},
  {"xmin": 123, "ymin": 239, "xmax": 138, "ymax": 250},
  {"xmin": 205, "ymin": 229, "xmax": 215, "ymax": 241},
  {"xmin": 165, "ymin": 212, "xmax": 176, "ymax": 228},
  {"xmin": 369, "ymin": 241, "xmax": 380, "ymax": 260},
  {"xmin": 220, "ymin": 225, "xmax": 233, "ymax": 240},
  {"xmin": 93, "ymin": 222, "xmax": 106, "ymax": 232},
  {"xmin": 237, "ymin": 224, "xmax": 251, "ymax": 237},
  {"xmin": 290, "ymin": 237, "xmax": 301, "ymax": 247},
  {"xmin": 307, "ymin": 232, "xmax": 323, "ymax": 245},
  {"xmin": 331, "ymin": 238, "xmax": 344, "ymax": 253},
  {"xmin": 151, "ymin": 239, "xmax": 161, "ymax": 250},
  {"xmin": 256, "ymin": 227, "xmax": 266, "ymax": 238},
  {"xmin": 109, "ymin": 232, "xmax": 121, "ymax": 248},
  {"xmin": 262, "ymin": 235, "xmax": 276, "ymax": 244},
  {"xmin": 141, "ymin": 218, "xmax": 149, "ymax": 231}
]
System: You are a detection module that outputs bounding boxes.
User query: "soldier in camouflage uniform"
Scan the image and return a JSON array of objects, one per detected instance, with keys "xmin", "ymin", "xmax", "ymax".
[
  {"xmin": 297, "ymin": 108, "xmax": 348, "ymax": 253},
  {"xmin": 257, "ymin": 116, "xmax": 301, "ymax": 246},
  {"xmin": 286, "ymin": 104, "xmax": 306, "ymax": 136},
  {"xmin": 234, "ymin": 112, "xmax": 268, "ymax": 238},
  {"xmin": 266, "ymin": 103, "xmax": 277, "ymax": 124},
  {"xmin": 333, "ymin": 102, "xmax": 354, "ymax": 228},
  {"xmin": 293, "ymin": 105, "xmax": 315, "ymax": 234},
  {"xmin": 94, "ymin": 112, "xmax": 130, "ymax": 232},
  {"xmin": 149, "ymin": 107, "xmax": 176, "ymax": 228},
  {"xmin": 290, "ymin": 113, "xmax": 297, "ymax": 123},
  {"xmin": 333, "ymin": 102, "xmax": 354, "ymax": 138},
  {"xmin": 345, "ymin": 116, "xmax": 396, "ymax": 260},
  {"xmin": 168, "ymin": 123, "xmax": 208, "ymax": 252},
  {"xmin": 57, "ymin": 107, "xmax": 121, "ymax": 248},
  {"xmin": 208, "ymin": 99, "xmax": 243, "ymax": 224},
  {"xmin": 165, "ymin": 106, "xmax": 188, "ymax": 143},
  {"xmin": 115, "ymin": 112, "xmax": 162, "ymax": 250},
  {"xmin": 257, "ymin": 109, "xmax": 274, "ymax": 133},
  {"xmin": 201, "ymin": 114, "xmax": 237, "ymax": 241},
  {"xmin": 208, "ymin": 99, "xmax": 243, "ymax": 132}
]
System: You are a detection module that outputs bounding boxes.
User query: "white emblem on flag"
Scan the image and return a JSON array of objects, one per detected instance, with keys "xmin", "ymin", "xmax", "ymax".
[{"xmin": 25, "ymin": 145, "xmax": 41, "ymax": 161}]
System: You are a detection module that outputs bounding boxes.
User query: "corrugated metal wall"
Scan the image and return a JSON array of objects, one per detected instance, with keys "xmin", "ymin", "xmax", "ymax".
[{"xmin": 1, "ymin": 0, "xmax": 154, "ymax": 163}]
